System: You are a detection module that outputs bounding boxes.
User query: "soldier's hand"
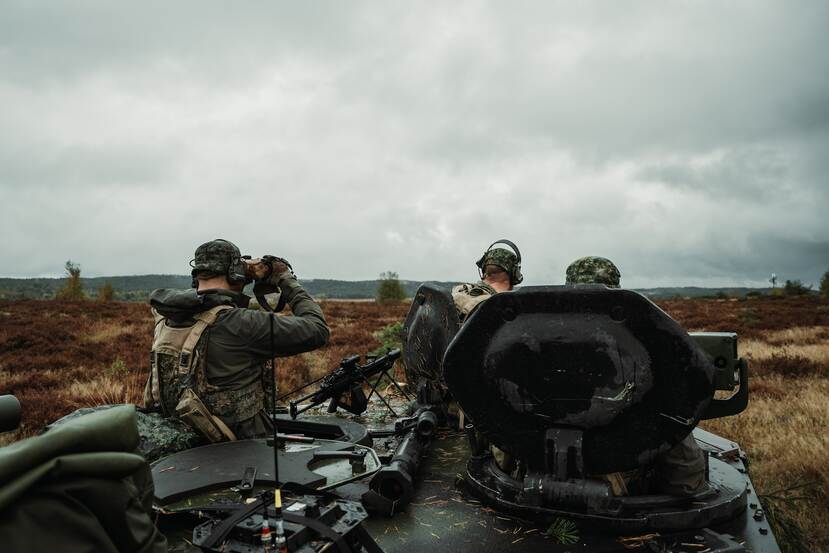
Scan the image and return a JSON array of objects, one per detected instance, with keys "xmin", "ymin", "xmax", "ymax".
[{"xmin": 245, "ymin": 258, "xmax": 272, "ymax": 281}]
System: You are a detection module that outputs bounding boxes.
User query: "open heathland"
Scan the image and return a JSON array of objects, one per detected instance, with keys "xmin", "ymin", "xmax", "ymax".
[{"xmin": 0, "ymin": 295, "xmax": 827, "ymax": 551}]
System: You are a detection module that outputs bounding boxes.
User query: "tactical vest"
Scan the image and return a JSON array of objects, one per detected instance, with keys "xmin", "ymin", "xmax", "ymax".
[{"xmin": 144, "ymin": 305, "xmax": 264, "ymax": 424}]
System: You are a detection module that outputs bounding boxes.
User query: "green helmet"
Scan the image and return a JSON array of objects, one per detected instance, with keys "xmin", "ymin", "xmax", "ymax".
[
  {"xmin": 190, "ymin": 239, "xmax": 248, "ymax": 286},
  {"xmin": 565, "ymin": 256, "xmax": 621, "ymax": 288}
]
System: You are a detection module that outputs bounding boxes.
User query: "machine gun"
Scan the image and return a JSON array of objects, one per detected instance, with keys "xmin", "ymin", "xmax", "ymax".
[{"xmin": 282, "ymin": 349, "xmax": 409, "ymax": 419}]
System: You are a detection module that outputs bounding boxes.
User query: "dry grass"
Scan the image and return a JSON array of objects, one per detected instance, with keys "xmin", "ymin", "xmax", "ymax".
[
  {"xmin": 742, "ymin": 340, "xmax": 829, "ymax": 367},
  {"xmin": 64, "ymin": 373, "xmax": 144, "ymax": 406},
  {"xmin": 701, "ymin": 377, "xmax": 829, "ymax": 551},
  {"xmin": 671, "ymin": 299, "xmax": 829, "ymax": 552},
  {"xmin": 762, "ymin": 326, "xmax": 829, "ymax": 346},
  {"xmin": 84, "ymin": 320, "xmax": 135, "ymax": 343}
]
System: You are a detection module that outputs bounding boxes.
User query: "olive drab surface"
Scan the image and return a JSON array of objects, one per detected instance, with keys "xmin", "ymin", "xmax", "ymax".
[
  {"xmin": 0, "ymin": 405, "xmax": 166, "ymax": 553},
  {"xmin": 145, "ymin": 303, "xmax": 264, "ymax": 439}
]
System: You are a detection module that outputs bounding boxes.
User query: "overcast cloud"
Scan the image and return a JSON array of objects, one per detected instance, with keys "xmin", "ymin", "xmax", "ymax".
[{"xmin": 1, "ymin": 1, "xmax": 827, "ymax": 287}]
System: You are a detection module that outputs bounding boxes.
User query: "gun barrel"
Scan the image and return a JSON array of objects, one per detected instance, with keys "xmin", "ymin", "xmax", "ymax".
[
  {"xmin": 369, "ymin": 429, "xmax": 423, "ymax": 508},
  {"xmin": 358, "ymin": 349, "xmax": 401, "ymax": 379},
  {"xmin": 415, "ymin": 409, "xmax": 437, "ymax": 438},
  {"xmin": 369, "ymin": 404, "xmax": 434, "ymax": 512}
]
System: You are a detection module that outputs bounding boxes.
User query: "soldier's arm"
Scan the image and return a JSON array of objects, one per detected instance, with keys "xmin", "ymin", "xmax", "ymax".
[{"xmin": 231, "ymin": 272, "xmax": 329, "ymax": 357}]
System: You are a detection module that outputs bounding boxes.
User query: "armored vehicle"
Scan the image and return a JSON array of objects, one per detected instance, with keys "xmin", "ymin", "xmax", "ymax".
[
  {"xmin": 0, "ymin": 286, "xmax": 781, "ymax": 552},
  {"xmin": 396, "ymin": 284, "xmax": 775, "ymax": 552}
]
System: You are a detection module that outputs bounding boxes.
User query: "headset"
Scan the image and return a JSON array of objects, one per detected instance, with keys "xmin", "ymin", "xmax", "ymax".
[
  {"xmin": 190, "ymin": 239, "xmax": 250, "ymax": 288},
  {"xmin": 475, "ymin": 239, "xmax": 523, "ymax": 285}
]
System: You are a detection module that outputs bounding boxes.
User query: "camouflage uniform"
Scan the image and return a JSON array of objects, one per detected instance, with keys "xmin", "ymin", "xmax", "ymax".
[
  {"xmin": 565, "ymin": 256, "xmax": 707, "ymax": 496},
  {"xmin": 145, "ymin": 239, "xmax": 329, "ymax": 440}
]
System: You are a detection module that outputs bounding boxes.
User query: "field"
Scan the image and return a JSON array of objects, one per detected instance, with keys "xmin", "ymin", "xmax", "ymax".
[{"xmin": 0, "ymin": 295, "xmax": 827, "ymax": 551}]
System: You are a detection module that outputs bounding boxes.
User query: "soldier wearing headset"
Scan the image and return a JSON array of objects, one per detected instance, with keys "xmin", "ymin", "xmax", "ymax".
[
  {"xmin": 451, "ymin": 239, "xmax": 523, "ymax": 323},
  {"xmin": 144, "ymin": 239, "xmax": 329, "ymax": 441},
  {"xmin": 451, "ymin": 240, "xmax": 523, "ymax": 474}
]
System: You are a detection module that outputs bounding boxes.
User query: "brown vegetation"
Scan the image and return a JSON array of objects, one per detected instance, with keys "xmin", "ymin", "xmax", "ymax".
[
  {"xmin": 670, "ymin": 296, "xmax": 829, "ymax": 551},
  {"xmin": 0, "ymin": 299, "xmax": 407, "ymax": 438},
  {"xmin": 0, "ymin": 295, "xmax": 827, "ymax": 549}
]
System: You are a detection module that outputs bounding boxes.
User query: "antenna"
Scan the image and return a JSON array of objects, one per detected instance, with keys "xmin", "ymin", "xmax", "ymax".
[{"xmin": 269, "ymin": 314, "xmax": 287, "ymax": 551}]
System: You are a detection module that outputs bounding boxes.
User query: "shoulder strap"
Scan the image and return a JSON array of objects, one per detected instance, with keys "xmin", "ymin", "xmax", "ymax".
[
  {"xmin": 179, "ymin": 305, "xmax": 233, "ymax": 371},
  {"xmin": 475, "ymin": 281, "xmax": 498, "ymax": 295}
]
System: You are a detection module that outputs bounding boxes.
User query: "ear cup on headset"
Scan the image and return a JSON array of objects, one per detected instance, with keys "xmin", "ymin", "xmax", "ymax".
[
  {"xmin": 227, "ymin": 256, "xmax": 248, "ymax": 284},
  {"xmin": 511, "ymin": 263, "xmax": 523, "ymax": 285},
  {"xmin": 191, "ymin": 239, "xmax": 249, "ymax": 287}
]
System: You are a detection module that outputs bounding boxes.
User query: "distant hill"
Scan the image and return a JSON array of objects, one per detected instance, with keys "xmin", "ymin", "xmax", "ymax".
[
  {"xmin": 632, "ymin": 286, "xmax": 774, "ymax": 299},
  {"xmin": 0, "ymin": 275, "xmax": 776, "ymax": 302},
  {"xmin": 0, "ymin": 275, "xmax": 458, "ymax": 301}
]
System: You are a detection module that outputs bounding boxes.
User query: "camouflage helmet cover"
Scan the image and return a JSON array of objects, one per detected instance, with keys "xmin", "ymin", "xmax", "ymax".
[
  {"xmin": 191, "ymin": 239, "xmax": 247, "ymax": 284},
  {"xmin": 481, "ymin": 248, "xmax": 519, "ymax": 276},
  {"xmin": 565, "ymin": 256, "xmax": 621, "ymax": 288}
]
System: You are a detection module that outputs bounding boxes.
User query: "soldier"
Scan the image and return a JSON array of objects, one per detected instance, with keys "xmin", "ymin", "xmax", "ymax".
[
  {"xmin": 452, "ymin": 239, "xmax": 523, "ymax": 322},
  {"xmin": 144, "ymin": 239, "xmax": 329, "ymax": 441},
  {"xmin": 452, "ymin": 240, "xmax": 523, "ymax": 474},
  {"xmin": 565, "ymin": 256, "xmax": 707, "ymax": 496}
]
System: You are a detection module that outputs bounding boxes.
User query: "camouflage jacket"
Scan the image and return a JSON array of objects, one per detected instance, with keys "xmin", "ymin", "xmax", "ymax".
[
  {"xmin": 452, "ymin": 281, "xmax": 499, "ymax": 323},
  {"xmin": 146, "ymin": 274, "xmax": 329, "ymax": 437}
]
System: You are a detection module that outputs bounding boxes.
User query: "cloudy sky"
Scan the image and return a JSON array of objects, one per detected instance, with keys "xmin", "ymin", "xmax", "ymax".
[{"xmin": 1, "ymin": 1, "xmax": 827, "ymax": 287}]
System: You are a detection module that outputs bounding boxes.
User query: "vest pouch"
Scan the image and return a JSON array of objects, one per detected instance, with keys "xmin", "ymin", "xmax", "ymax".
[{"xmin": 175, "ymin": 388, "xmax": 237, "ymax": 443}]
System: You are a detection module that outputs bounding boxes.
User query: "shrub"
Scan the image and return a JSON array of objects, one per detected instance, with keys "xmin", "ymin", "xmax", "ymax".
[
  {"xmin": 820, "ymin": 270, "xmax": 829, "ymax": 298},
  {"xmin": 106, "ymin": 357, "xmax": 128, "ymax": 377},
  {"xmin": 371, "ymin": 321, "xmax": 404, "ymax": 355},
  {"xmin": 55, "ymin": 260, "xmax": 85, "ymax": 301},
  {"xmin": 98, "ymin": 281, "xmax": 114, "ymax": 302},
  {"xmin": 754, "ymin": 353, "xmax": 824, "ymax": 378},
  {"xmin": 783, "ymin": 280, "xmax": 811, "ymax": 297},
  {"xmin": 375, "ymin": 271, "xmax": 407, "ymax": 304}
]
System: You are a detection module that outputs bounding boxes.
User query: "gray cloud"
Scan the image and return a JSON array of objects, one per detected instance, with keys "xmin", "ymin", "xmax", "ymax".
[{"xmin": 1, "ymin": 1, "xmax": 827, "ymax": 287}]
